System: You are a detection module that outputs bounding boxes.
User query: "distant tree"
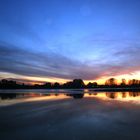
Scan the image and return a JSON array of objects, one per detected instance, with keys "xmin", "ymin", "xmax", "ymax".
[
  {"xmin": 72, "ymin": 79, "xmax": 85, "ymax": 88},
  {"xmin": 63, "ymin": 79, "xmax": 85, "ymax": 88},
  {"xmin": 1, "ymin": 79, "xmax": 8, "ymax": 84},
  {"xmin": 53, "ymin": 82, "xmax": 60, "ymax": 88},
  {"xmin": 105, "ymin": 78, "xmax": 117, "ymax": 86},
  {"xmin": 87, "ymin": 82, "xmax": 93, "ymax": 88},
  {"xmin": 63, "ymin": 82, "xmax": 73, "ymax": 88},
  {"xmin": 87, "ymin": 82, "xmax": 98, "ymax": 88},
  {"xmin": 34, "ymin": 84, "xmax": 40, "ymax": 88},
  {"xmin": 0, "ymin": 79, "xmax": 17, "ymax": 89},
  {"xmin": 44, "ymin": 82, "xmax": 52, "ymax": 88},
  {"xmin": 128, "ymin": 79, "xmax": 140, "ymax": 86},
  {"xmin": 93, "ymin": 82, "xmax": 98, "ymax": 87},
  {"xmin": 120, "ymin": 79, "xmax": 126, "ymax": 86}
]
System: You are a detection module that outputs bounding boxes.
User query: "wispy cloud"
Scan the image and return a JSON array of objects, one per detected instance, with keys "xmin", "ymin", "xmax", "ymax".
[{"xmin": 0, "ymin": 41, "xmax": 140, "ymax": 82}]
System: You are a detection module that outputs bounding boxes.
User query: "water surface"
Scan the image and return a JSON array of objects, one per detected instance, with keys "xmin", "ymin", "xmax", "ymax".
[{"xmin": 0, "ymin": 90, "xmax": 140, "ymax": 140}]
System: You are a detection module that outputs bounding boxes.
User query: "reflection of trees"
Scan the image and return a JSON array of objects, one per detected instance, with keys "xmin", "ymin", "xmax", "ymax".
[
  {"xmin": 129, "ymin": 92, "xmax": 140, "ymax": 97},
  {"xmin": 106, "ymin": 92, "xmax": 118, "ymax": 99},
  {"xmin": 72, "ymin": 94, "xmax": 84, "ymax": 99},
  {"xmin": 93, "ymin": 93, "xmax": 98, "ymax": 95},
  {"xmin": 122, "ymin": 92, "xmax": 127, "ymax": 98},
  {"xmin": 67, "ymin": 94, "xmax": 84, "ymax": 99},
  {"xmin": 106, "ymin": 92, "xmax": 140, "ymax": 99},
  {"xmin": 88, "ymin": 92, "xmax": 98, "ymax": 96}
]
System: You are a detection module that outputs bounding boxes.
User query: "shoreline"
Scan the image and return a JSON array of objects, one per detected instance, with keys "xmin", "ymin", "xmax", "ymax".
[{"xmin": 0, "ymin": 87, "xmax": 140, "ymax": 92}]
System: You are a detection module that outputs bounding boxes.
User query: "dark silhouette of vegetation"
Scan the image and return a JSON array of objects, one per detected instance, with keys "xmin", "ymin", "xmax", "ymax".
[
  {"xmin": 105, "ymin": 78, "xmax": 117, "ymax": 87},
  {"xmin": 62, "ymin": 79, "xmax": 85, "ymax": 89},
  {"xmin": 0, "ymin": 78, "xmax": 140, "ymax": 90},
  {"xmin": 86, "ymin": 82, "xmax": 98, "ymax": 88},
  {"xmin": 120, "ymin": 79, "xmax": 127, "ymax": 86}
]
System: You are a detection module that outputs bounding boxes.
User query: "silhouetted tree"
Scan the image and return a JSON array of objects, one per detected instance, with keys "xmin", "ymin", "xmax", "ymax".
[
  {"xmin": 63, "ymin": 82, "xmax": 73, "ymax": 88},
  {"xmin": 120, "ymin": 79, "xmax": 126, "ymax": 86},
  {"xmin": 0, "ymin": 79, "xmax": 17, "ymax": 89},
  {"xmin": 53, "ymin": 82, "xmax": 60, "ymax": 88},
  {"xmin": 62, "ymin": 79, "xmax": 85, "ymax": 89},
  {"xmin": 72, "ymin": 79, "xmax": 85, "ymax": 88},
  {"xmin": 44, "ymin": 82, "xmax": 52, "ymax": 88},
  {"xmin": 0, "ymin": 78, "xmax": 140, "ymax": 89},
  {"xmin": 105, "ymin": 78, "xmax": 117, "ymax": 87},
  {"xmin": 128, "ymin": 79, "xmax": 140, "ymax": 86},
  {"xmin": 87, "ymin": 82, "xmax": 93, "ymax": 88},
  {"xmin": 87, "ymin": 82, "xmax": 98, "ymax": 88}
]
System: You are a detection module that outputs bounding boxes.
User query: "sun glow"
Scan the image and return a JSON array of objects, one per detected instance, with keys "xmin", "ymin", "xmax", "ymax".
[
  {"xmin": 85, "ymin": 71, "xmax": 140, "ymax": 85},
  {"xmin": 1, "ymin": 71, "xmax": 140, "ymax": 85}
]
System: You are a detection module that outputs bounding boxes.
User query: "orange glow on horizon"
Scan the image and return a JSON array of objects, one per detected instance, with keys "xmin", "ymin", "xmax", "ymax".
[
  {"xmin": 0, "ymin": 71, "xmax": 140, "ymax": 85},
  {"xmin": 85, "ymin": 71, "xmax": 140, "ymax": 84}
]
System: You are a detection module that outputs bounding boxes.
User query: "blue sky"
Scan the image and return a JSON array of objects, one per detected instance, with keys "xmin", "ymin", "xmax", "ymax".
[{"xmin": 0, "ymin": 0, "xmax": 140, "ymax": 83}]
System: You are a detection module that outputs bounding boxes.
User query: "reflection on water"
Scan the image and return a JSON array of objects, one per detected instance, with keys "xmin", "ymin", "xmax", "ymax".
[
  {"xmin": 0, "ymin": 89, "xmax": 140, "ymax": 106},
  {"xmin": 85, "ymin": 92, "xmax": 140, "ymax": 103}
]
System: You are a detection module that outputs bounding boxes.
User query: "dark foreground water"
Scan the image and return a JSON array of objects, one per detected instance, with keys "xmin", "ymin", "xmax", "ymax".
[{"xmin": 0, "ymin": 90, "xmax": 140, "ymax": 140}]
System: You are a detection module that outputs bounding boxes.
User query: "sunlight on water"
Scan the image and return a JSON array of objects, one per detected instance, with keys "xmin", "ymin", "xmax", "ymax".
[
  {"xmin": 0, "ymin": 94, "xmax": 69, "ymax": 106},
  {"xmin": 85, "ymin": 91, "xmax": 140, "ymax": 104},
  {"xmin": 0, "ymin": 89, "xmax": 140, "ymax": 106}
]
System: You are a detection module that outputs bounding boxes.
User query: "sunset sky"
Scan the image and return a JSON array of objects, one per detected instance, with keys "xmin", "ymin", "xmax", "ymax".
[{"xmin": 0, "ymin": 0, "xmax": 140, "ymax": 84}]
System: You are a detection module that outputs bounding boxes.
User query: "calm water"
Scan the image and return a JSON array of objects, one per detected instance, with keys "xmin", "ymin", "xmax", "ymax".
[
  {"xmin": 0, "ymin": 89, "xmax": 140, "ymax": 106},
  {"xmin": 0, "ymin": 89, "xmax": 140, "ymax": 140}
]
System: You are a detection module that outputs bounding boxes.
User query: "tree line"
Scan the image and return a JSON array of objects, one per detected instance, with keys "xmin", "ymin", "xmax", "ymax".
[{"xmin": 0, "ymin": 78, "xmax": 140, "ymax": 89}]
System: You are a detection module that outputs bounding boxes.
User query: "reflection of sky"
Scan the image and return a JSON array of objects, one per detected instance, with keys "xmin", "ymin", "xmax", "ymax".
[
  {"xmin": 0, "ymin": 0, "xmax": 140, "ymax": 83},
  {"xmin": 0, "ymin": 90, "xmax": 140, "ymax": 106}
]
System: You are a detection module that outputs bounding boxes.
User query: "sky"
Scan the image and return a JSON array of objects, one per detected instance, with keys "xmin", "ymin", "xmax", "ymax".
[{"xmin": 0, "ymin": 0, "xmax": 140, "ymax": 84}]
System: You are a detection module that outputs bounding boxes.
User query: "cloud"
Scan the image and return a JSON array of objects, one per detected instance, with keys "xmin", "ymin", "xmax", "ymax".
[
  {"xmin": 0, "ymin": 42, "xmax": 100, "ymax": 80},
  {"xmin": 0, "ymin": 42, "xmax": 140, "ymax": 81}
]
